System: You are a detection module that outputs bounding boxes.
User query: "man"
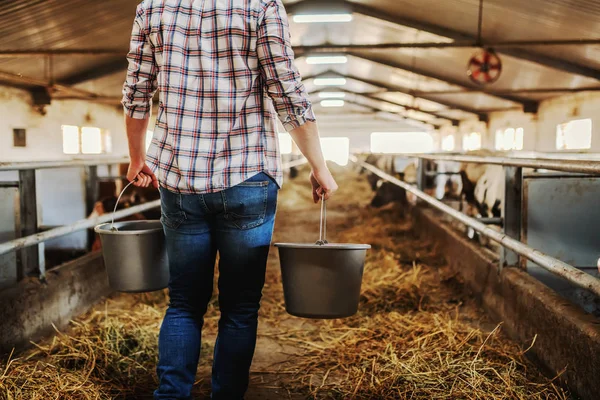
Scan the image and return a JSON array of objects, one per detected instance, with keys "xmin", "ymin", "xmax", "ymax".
[{"xmin": 121, "ymin": 0, "xmax": 338, "ymax": 398}]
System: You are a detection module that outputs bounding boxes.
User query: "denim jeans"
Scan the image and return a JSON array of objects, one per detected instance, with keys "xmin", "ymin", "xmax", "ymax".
[{"xmin": 154, "ymin": 172, "xmax": 278, "ymax": 400}]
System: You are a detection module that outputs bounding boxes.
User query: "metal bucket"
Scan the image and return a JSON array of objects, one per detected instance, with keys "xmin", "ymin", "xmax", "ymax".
[
  {"xmin": 275, "ymin": 197, "xmax": 370, "ymax": 319},
  {"xmin": 94, "ymin": 181, "xmax": 169, "ymax": 293}
]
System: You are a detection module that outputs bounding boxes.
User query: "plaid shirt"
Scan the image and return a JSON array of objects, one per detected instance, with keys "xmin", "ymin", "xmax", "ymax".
[{"xmin": 122, "ymin": 0, "xmax": 315, "ymax": 193}]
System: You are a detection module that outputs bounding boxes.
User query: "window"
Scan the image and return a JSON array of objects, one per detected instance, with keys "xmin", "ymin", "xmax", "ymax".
[
  {"xmin": 278, "ymin": 133, "xmax": 293, "ymax": 155},
  {"xmin": 13, "ymin": 128, "xmax": 26, "ymax": 147},
  {"xmin": 62, "ymin": 125, "xmax": 111, "ymax": 155},
  {"xmin": 370, "ymin": 132, "xmax": 434, "ymax": 154},
  {"xmin": 495, "ymin": 127, "xmax": 524, "ymax": 151},
  {"xmin": 81, "ymin": 127, "xmax": 102, "ymax": 154},
  {"xmin": 62, "ymin": 125, "xmax": 80, "ymax": 154},
  {"xmin": 462, "ymin": 132, "xmax": 482, "ymax": 151},
  {"xmin": 441, "ymin": 135, "xmax": 455, "ymax": 151},
  {"xmin": 556, "ymin": 119, "xmax": 592, "ymax": 150},
  {"xmin": 320, "ymin": 137, "xmax": 350, "ymax": 166}
]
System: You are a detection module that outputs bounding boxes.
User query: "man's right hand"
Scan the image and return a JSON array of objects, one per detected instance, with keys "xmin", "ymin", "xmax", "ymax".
[{"xmin": 310, "ymin": 168, "xmax": 338, "ymax": 203}]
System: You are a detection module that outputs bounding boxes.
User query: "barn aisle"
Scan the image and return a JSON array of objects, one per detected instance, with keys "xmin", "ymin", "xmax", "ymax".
[{"xmin": 0, "ymin": 165, "xmax": 568, "ymax": 399}]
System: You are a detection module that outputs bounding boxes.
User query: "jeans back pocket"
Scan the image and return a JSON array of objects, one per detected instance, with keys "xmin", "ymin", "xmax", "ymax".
[
  {"xmin": 160, "ymin": 187, "xmax": 187, "ymax": 230},
  {"xmin": 223, "ymin": 181, "xmax": 268, "ymax": 230}
]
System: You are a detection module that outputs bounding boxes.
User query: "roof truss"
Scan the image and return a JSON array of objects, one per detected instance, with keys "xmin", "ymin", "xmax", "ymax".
[{"xmin": 288, "ymin": 0, "xmax": 600, "ymax": 80}]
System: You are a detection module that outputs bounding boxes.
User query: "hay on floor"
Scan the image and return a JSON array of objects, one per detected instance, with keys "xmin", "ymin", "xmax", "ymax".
[{"xmin": 0, "ymin": 166, "xmax": 569, "ymax": 399}]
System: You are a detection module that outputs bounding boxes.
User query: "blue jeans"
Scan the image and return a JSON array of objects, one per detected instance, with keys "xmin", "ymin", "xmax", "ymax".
[{"xmin": 154, "ymin": 172, "xmax": 279, "ymax": 400}]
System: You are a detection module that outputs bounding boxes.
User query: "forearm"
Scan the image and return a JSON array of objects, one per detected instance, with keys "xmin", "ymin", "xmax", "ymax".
[
  {"xmin": 125, "ymin": 115, "xmax": 149, "ymax": 163},
  {"xmin": 288, "ymin": 121, "xmax": 328, "ymax": 172}
]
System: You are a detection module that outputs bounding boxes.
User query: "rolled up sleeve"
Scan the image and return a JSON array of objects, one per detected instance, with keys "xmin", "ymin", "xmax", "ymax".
[
  {"xmin": 122, "ymin": 5, "xmax": 158, "ymax": 120},
  {"xmin": 257, "ymin": 0, "xmax": 315, "ymax": 131}
]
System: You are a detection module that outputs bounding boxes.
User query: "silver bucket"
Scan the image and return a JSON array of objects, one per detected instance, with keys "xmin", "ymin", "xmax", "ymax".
[
  {"xmin": 94, "ymin": 180, "xmax": 169, "ymax": 293},
  {"xmin": 275, "ymin": 196, "xmax": 370, "ymax": 319}
]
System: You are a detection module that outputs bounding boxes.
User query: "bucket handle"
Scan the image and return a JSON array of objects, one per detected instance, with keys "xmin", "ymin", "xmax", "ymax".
[
  {"xmin": 316, "ymin": 193, "xmax": 328, "ymax": 245},
  {"xmin": 110, "ymin": 179, "xmax": 137, "ymax": 231}
]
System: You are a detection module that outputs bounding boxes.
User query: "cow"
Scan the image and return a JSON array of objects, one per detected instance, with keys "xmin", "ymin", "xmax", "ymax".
[
  {"xmin": 473, "ymin": 165, "xmax": 505, "ymax": 218},
  {"xmin": 364, "ymin": 154, "xmax": 396, "ymax": 191},
  {"xmin": 428, "ymin": 150, "xmax": 505, "ymax": 219},
  {"xmin": 370, "ymin": 180, "xmax": 408, "ymax": 209},
  {"xmin": 362, "ymin": 154, "xmax": 421, "ymax": 190},
  {"xmin": 365, "ymin": 154, "xmax": 437, "ymax": 209},
  {"xmin": 452, "ymin": 162, "xmax": 505, "ymax": 219}
]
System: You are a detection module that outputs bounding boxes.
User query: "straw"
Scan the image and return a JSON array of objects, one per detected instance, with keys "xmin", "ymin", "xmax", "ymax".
[{"xmin": 0, "ymin": 164, "xmax": 570, "ymax": 399}]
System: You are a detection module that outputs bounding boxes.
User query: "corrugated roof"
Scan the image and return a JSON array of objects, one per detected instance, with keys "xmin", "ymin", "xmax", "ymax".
[
  {"xmin": 346, "ymin": 0, "xmax": 600, "ymax": 74},
  {"xmin": 0, "ymin": 0, "xmax": 135, "ymax": 50},
  {"xmin": 0, "ymin": 0, "xmax": 598, "ymax": 125}
]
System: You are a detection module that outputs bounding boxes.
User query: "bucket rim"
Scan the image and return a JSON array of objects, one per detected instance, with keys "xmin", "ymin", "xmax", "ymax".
[
  {"xmin": 94, "ymin": 220, "xmax": 163, "ymax": 235},
  {"xmin": 275, "ymin": 243, "xmax": 370, "ymax": 250}
]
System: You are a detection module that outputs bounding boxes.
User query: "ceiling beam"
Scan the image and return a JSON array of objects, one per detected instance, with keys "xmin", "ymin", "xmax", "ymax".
[
  {"xmin": 401, "ymin": 86, "xmax": 600, "ymax": 95},
  {"xmin": 300, "ymin": 62, "xmax": 599, "ymax": 96},
  {"xmin": 0, "ymin": 70, "xmax": 99, "ymax": 98},
  {"xmin": 59, "ymin": 58, "xmax": 127, "ymax": 85},
  {"xmin": 497, "ymin": 48, "xmax": 600, "ymax": 81},
  {"xmin": 289, "ymin": 0, "xmax": 600, "ymax": 81},
  {"xmin": 350, "ymin": 2, "xmax": 600, "ymax": 80},
  {"xmin": 4, "ymin": 36, "xmax": 599, "ymax": 58},
  {"xmin": 329, "ymin": 86, "xmax": 459, "ymax": 125},
  {"xmin": 304, "ymin": 67, "xmax": 489, "ymax": 119},
  {"xmin": 0, "ymin": 49, "xmax": 125, "ymax": 58},
  {"xmin": 0, "ymin": 69, "xmax": 120, "ymax": 107},
  {"xmin": 294, "ymin": 39, "xmax": 600, "ymax": 52},
  {"xmin": 323, "ymin": 96, "xmax": 440, "ymax": 129},
  {"xmin": 346, "ymin": 52, "xmax": 539, "ymax": 112}
]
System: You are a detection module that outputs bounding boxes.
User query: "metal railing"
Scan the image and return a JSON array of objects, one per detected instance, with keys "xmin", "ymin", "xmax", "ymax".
[
  {"xmin": 350, "ymin": 155, "xmax": 600, "ymax": 298},
  {"xmin": 415, "ymin": 153, "xmax": 600, "ymax": 175},
  {"xmin": 0, "ymin": 159, "xmax": 307, "ymax": 258},
  {"xmin": 0, "ymin": 157, "xmax": 130, "ymax": 172},
  {"xmin": 0, "ymin": 200, "xmax": 161, "ymax": 256}
]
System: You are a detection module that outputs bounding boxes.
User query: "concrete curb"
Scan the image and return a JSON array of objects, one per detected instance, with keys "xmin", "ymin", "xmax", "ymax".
[
  {"xmin": 0, "ymin": 252, "xmax": 111, "ymax": 356},
  {"xmin": 413, "ymin": 207, "xmax": 600, "ymax": 400}
]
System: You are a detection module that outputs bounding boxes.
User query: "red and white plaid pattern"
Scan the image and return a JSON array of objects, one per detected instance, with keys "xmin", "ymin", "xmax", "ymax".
[{"xmin": 122, "ymin": 0, "xmax": 314, "ymax": 193}]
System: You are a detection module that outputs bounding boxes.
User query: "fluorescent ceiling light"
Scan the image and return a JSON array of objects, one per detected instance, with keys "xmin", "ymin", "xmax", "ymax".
[
  {"xmin": 318, "ymin": 92, "xmax": 346, "ymax": 99},
  {"xmin": 314, "ymin": 78, "xmax": 347, "ymax": 86},
  {"xmin": 320, "ymin": 100, "xmax": 345, "ymax": 108},
  {"xmin": 293, "ymin": 13, "xmax": 353, "ymax": 23},
  {"xmin": 306, "ymin": 56, "xmax": 348, "ymax": 65}
]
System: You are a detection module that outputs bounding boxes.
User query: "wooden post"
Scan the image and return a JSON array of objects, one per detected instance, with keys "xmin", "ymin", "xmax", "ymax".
[{"xmin": 18, "ymin": 170, "xmax": 39, "ymax": 280}]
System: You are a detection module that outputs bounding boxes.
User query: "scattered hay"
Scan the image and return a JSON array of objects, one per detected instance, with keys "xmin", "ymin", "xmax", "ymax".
[
  {"xmin": 0, "ymin": 292, "xmax": 169, "ymax": 399},
  {"xmin": 0, "ymin": 166, "xmax": 569, "ymax": 399},
  {"xmin": 272, "ymin": 206, "xmax": 567, "ymax": 399}
]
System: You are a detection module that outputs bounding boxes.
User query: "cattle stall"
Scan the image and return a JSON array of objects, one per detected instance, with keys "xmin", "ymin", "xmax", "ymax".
[
  {"xmin": 2, "ymin": 0, "xmax": 600, "ymax": 398},
  {"xmin": 0, "ymin": 164, "xmax": 575, "ymax": 399},
  {"xmin": 355, "ymin": 153, "xmax": 600, "ymax": 399}
]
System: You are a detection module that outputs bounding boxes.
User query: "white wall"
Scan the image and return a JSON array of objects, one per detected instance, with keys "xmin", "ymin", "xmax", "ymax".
[
  {"xmin": 315, "ymin": 113, "xmax": 429, "ymax": 153},
  {"xmin": 0, "ymin": 86, "xmax": 127, "ymax": 162},
  {"xmin": 0, "ymin": 86, "xmax": 128, "ymax": 253},
  {"xmin": 457, "ymin": 120, "xmax": 488, "ymax": 150},
  {"xmin": 487, "ymin": 91, "xmax": 600, "ymax": 153},
  {"xmin": 487, "ymin": 111, "xmax": 538, "ymax": 151},
  {"xmin": 536, "ymin": 92, "xmax": 600, "ymax": 153}
]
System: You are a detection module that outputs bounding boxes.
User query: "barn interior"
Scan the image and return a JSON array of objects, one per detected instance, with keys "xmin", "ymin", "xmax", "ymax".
[{"xmin": 1, "ymin": 0, "xmax": 599, "ymax": 399}]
